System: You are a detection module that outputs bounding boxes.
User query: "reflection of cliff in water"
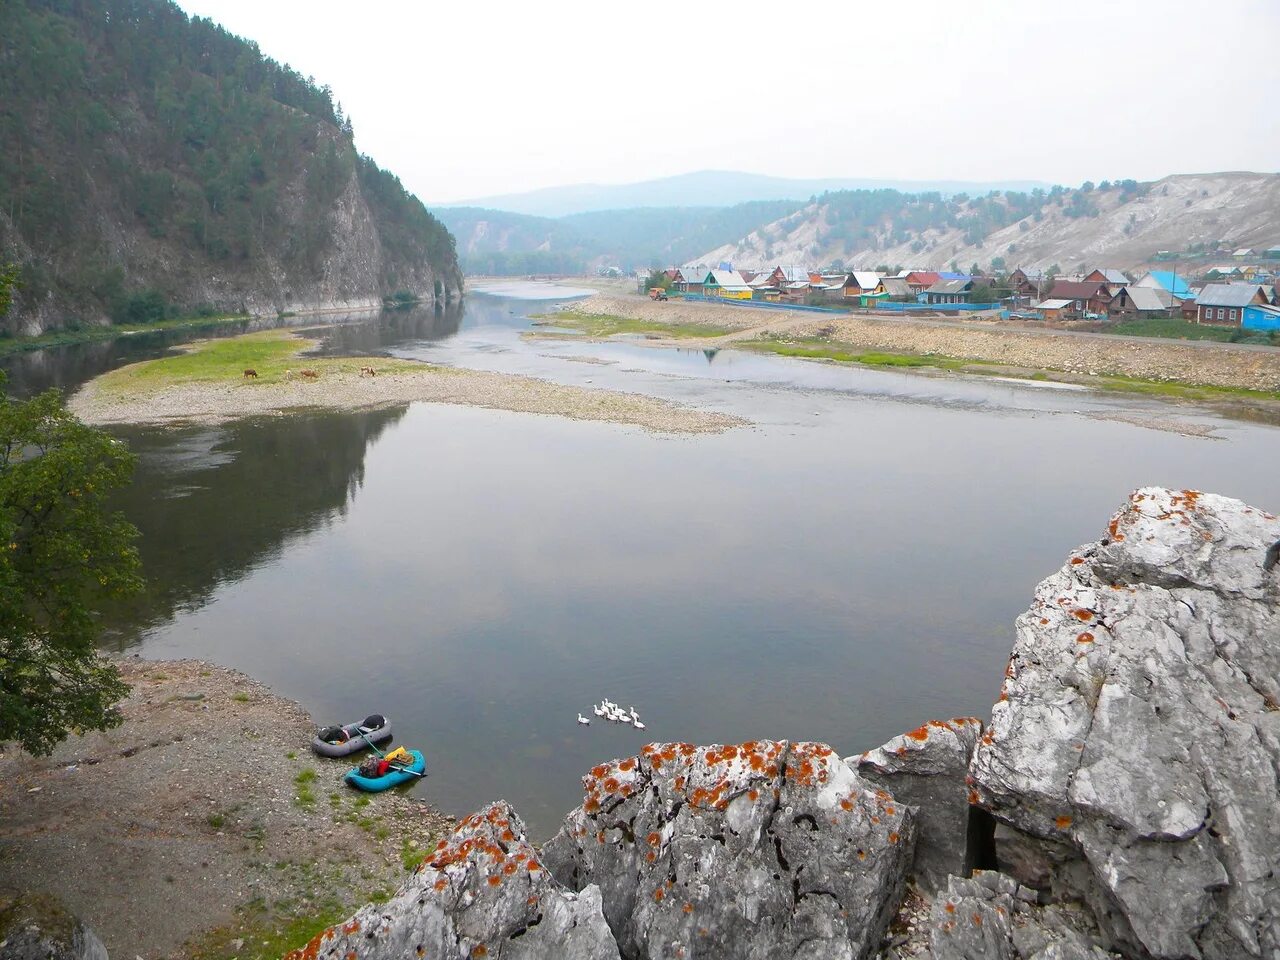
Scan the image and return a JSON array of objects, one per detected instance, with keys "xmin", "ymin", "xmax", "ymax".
[
  {"xmin": 100, "ymin": 405, "xmax": 407, "ymax": 648},
  {"xmin": 312, "ymin": 303, "xmax": 464, "ymax": 357}
]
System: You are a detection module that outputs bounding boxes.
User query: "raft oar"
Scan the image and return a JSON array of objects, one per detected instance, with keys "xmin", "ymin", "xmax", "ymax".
[{"xmin": 357, "ymin": 731, "xmax": 428, "ymax": 778}]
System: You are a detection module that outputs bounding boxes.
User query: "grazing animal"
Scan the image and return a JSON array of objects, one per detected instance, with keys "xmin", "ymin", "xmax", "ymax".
[
  {"xmin": 300, "ymin": 369, "xmax": 319, "ymax": 380},
  {"xmin": 359, "ymin": 366, "xmax": 377, "ymax": 377},
  {"xmin": 242, "ymin": 369, "xmax": 258, "ymax": 379}
]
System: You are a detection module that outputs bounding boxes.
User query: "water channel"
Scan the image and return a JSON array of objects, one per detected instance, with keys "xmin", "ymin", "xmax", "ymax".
[{"xmin": 9, "ymin": 283, "xmax": 1278, "ymax": 837}]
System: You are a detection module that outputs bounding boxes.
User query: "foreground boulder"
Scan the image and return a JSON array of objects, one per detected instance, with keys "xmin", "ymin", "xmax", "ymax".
[
  {"xmin": 286, "ymin": 801, "xmax": 618, "ymax": 960},
  {"xmin": 542, "ymin": 740, "xmax": 914, "ymax": 960},
  {"xmin": 854, "ymin": 717, "xmax": 986, "ymax": 894},
  {"xmin": 970, "ymin": 488, "xmax": 1280, "ymax": 959},
  {"xmin": 0, "ymin": 893, "xmax": 108, "ymax": 960},
  {"xmin": 928, "ymin": 871, "xmax": 1109, "ymax": 960}
]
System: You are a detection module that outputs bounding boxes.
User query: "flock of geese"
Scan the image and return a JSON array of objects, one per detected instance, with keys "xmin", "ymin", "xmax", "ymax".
[{"xmin": 577, "ymin": 699, "xmax": 645, "ymax": 730}]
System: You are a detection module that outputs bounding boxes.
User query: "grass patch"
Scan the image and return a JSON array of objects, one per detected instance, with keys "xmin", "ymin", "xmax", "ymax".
[
  {"xmin": 743, "ymin": 338, "xmax": 970, "ymax": 371},
  {"xmin": 0, "ymin": 312, "xmax": 249, "ymax": 359},
  {"xmin": 185, "ymin": 898, "xmax": 348, "ymax": 960},
  {"xmin": 1108, "ymin": 318, "xmax": 1237, "ymax": 342},
  {"xmin": 207, "ymin": 812, "xmax": 226, "ymax": 831},
  {"xmin": 231, "ymin": 692, "xmax": 250, "ymax": 703},
  {"xmin": 293, "ymin": 767, "xmax": 317, "ymax": 809},
  {"xmin": 285, "ymin": 750, "xmax": 296, "ymax": 760},
  {"xmin": 92, "ymin": 328, "xmax": 424, "ymax": 397},
  {"xmin": 1096, "ymin": 374, "xmax": 1280, "ymax": 402},
  {"xmin": 531, "ymin": 311, "xmax": 733, "ymax": 340},
  {"xmin": 399, "ymin": 837, "xmax": 435, "ymax": 872}
]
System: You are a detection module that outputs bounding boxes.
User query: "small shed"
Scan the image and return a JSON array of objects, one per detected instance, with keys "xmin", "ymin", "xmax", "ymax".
[
  {"xmin": 1242, "ymin": 304, "xmax": 1280, "ymax": 331},
  {"xmin": 1031, "ymin": 298, "xmax": 1074, "ymax": 321}
]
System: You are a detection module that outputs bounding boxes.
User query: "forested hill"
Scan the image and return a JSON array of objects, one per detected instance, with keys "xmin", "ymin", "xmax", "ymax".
[{"xmin": 0, "ymin": 0, "xmax": 462, "ymax": 334}]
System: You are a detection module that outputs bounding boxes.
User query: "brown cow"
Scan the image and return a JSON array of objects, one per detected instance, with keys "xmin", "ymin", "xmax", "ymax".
[
  {"xmin": 300, "ymin": 369, "xmax": 319, "ymax": 380},
  {"xmin": 242, "ymin": 369, "xmax": 258, "ymax": 379},
  {"xmin": 359, "ymin": 366, "xmax": 377, "ymax": 377}
]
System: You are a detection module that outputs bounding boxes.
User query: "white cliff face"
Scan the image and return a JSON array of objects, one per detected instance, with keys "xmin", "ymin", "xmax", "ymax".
[{"xmin": 970, "ymin": 487, "xmax": 1280, "ymax": 959}]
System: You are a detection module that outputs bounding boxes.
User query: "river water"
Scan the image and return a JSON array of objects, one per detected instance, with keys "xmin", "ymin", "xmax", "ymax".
[{"xmin": 10, "ymin": 283, "xmax": 1279, "ymax": 837}]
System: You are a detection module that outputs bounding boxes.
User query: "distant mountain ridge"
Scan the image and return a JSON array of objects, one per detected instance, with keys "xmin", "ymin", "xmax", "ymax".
[
  {"xmin": 439, "ymin": 170, "xmax": 1054, "ymax": 218},
  {"xmin": 692, "ymin": 172, "xmax": 1280, "ymax": 273}
]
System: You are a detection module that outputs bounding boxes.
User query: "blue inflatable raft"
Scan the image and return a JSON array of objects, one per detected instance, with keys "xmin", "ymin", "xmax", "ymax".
[{"xmin": 344, "ymin": 749, "xmax": 427, "ymax": 792}]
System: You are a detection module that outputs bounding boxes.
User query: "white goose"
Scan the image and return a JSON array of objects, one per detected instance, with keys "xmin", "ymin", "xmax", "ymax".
[
  {"xmin": 592, "ymin": 703, "xmax": 606, "ymax": 718},
  {"xmin": 577, "ymin": 713, "xmax": 591, "ymax": 725},
  {"xmin": 629, "ymin": 708, "xmax": 645, "ymax": 730}
]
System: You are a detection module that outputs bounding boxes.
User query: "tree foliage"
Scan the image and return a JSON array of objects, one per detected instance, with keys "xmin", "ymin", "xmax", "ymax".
[{"xmin": 0, "ymin": 269, "xmax": 142, "ymax": 752}]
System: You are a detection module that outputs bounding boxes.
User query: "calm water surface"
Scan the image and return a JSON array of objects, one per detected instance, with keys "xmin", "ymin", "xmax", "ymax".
[{"xmin": 24, "ymin": 283, "xmax": 1280, "ymax": 837}]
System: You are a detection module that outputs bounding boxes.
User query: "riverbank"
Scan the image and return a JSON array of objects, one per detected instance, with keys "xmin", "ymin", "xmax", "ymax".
[
  {"xmin": 0, "ymin": 658, "xmax": 456, "ymax": 959},
  {"xmin": 554, "ymin": 294, "xmax": 1280, "ymax": 401},
  {"xmin": 67, "ymin": 329, "xmax": 745, "ymax": 435}
]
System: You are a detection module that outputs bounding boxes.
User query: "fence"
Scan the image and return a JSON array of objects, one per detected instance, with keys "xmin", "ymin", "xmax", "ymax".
[{"xmin": 671, "ymin": 294, "xmax": 848, "ymax": 314}]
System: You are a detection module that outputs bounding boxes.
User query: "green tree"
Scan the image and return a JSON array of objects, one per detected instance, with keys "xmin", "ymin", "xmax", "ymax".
[
  {"xmin": 0, "ymin": 309, "xmax": 143, "ymax": 753},
  {"xmin": 0, "ymin": 265, "xmax": 18, "ymax": 316}
]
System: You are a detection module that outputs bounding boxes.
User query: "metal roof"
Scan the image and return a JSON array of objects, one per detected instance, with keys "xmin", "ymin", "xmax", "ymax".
[
  {"xmin": 707, "ymin": 269, "xmax": 751, "ymax": 291},
  {"xmin": 1100, "ymin": 269, "xmax": 1129, "ymax": 284},
  {"xmin": 775, "ymin": 265, "xmax": 811, "ymax": 283},
  {"xmin": 851, "ymin": 271, "xmax": 881, "ymax": 290},
  {"xmin": 1135, "ymin": 271, "xmax": 1192, "ymax": 296},
  {"xmin": 1123, "ymin": 286, "xmax": 1169, "ymax": 311},
  {"xmin": 881, "ymin": 278, "xmax": 912, "ymax": 296},
  {"xmin": 1032, "ymin": 299, "xmax": 1074, "ymax": 310},
  {"xmin": 1196, "ymin": 283, "xmax": 1263, "ymax": 307},
  {"xmin": 1048, "ymin": 280, "xmax": 1110, "ymax": 300},
  {"xmin": 926, "ymin": 279, "xmax": 972, "ymax": 294}
]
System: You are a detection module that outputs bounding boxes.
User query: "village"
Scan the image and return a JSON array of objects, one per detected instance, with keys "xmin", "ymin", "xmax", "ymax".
[{"xmin": 645, "ymin": 248, "xmax": 1280, "ymax": 335}]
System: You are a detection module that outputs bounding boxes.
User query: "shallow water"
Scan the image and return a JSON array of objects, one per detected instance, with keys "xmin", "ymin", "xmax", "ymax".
[{"xmin": 34, "ymin": 287, "xmax": 1280, "ymax": 837}]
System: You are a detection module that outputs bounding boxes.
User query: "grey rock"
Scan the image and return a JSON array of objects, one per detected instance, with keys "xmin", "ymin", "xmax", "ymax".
[
  {"xmin": 970, "ymin": 487, "xmax": 1280, "ymax": 959},
  {"xmin": 286, "ymin": 800, "xmax": 618, "ymax": 960},
  {"xmin": 543, "ymin": 740, "xmax": 914, "ymax": 960},
  {"xmin": 0, "ymin": 893, "xmax": 108, "ymax": 960},
  {"xmin": 928, "ymin": 872, "xmax": 1109, "ymax": 960},
  {"xmin": 853, "ymin": 717, "xmax": 984, "ymax": 893}
]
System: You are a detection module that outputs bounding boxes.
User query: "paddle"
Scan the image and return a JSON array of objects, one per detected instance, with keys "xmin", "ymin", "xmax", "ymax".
[{"xmin": 356, "ymin": 732, "xmax": 428, "ymax": 779}]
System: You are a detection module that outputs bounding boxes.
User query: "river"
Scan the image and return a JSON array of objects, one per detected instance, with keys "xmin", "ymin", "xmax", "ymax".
[{"xmin": 10, "ymin": 282, "xmax": 1280, "ymax": 838}]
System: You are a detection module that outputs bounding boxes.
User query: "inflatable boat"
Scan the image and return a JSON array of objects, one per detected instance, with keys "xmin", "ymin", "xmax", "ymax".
[
  {"xmin": 344, "ymin": 749, "xmax": 426, "ymax": 792},
  {"xmin": 311, "ymin": 714, "xmax": 392, "ymax": 757}
]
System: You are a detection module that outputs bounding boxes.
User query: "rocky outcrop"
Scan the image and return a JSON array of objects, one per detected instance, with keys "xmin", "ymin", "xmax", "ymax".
[
  {"xmin": 0, "ymin": 894, "xmax": 108, "ymax": 960},
  {"xmin": 286, "ymin": 801, "xmax": 618, "ymax": 960},
  {"xmin": 854, "ymin": 717, "xmax": 986, "ymax": 894},
  {"xmin": 927, "ymin": 872, "xmax": 1109, "ymax": 960},
  {"xmin": 970, "ymin": 487, "xmax": 1280, "ymax": 959},
  {"xmin": 542, "ymin": 740, "xmax": 914, "ymax": 960}
]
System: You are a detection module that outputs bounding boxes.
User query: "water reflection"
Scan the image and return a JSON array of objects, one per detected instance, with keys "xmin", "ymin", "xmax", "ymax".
[{"xmin": 100, "ymin": 406, "xmax": 407, "ymax": 643}]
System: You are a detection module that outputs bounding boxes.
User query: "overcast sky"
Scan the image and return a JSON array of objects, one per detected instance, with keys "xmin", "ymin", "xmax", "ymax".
[{"xmin": 174, "ymin": 0, "xmax": 1280, "ymax": 205}]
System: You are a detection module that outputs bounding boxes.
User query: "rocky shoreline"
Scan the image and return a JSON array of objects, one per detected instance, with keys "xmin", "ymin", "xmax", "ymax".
[
  {"xmin": 0, "ymin": 659, "xmax": 458, "ymax": 959},
  {"xmin": 283, "ymin": 487, "xmax": 1280, "ymax": 960},
  {"xmin": 569, "ymin": 294, "xmax": 1280, "ymax": 395}
]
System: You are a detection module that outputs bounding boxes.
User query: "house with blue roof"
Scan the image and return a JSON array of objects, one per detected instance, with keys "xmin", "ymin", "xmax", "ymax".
[{"xmin": 1134, "ymin": 270, "xmax": 1193, "ymax": 298}]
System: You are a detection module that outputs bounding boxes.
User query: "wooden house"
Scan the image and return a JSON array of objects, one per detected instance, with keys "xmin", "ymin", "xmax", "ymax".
[
  {"xmin": 905, "ymin": 271, "xmax": 940, "ymax": 295},
  {"xmin": 925, "ymin": 279, "xmax": 974, "ymax": 304},
  {"xmin": 1195, "ymin": 283, "xmax": 1268, "ymax": 325},
  {"xmin": 704, "ymin": 269, "xmax": 753, "ymax": 300},
  {"xmin": 1045, "ymin": 280, "xmax": 1113, "ymax": 316},
  {"xmin": 1107, "ymin": 285, "xmax": 1171, "ymax": 319}
]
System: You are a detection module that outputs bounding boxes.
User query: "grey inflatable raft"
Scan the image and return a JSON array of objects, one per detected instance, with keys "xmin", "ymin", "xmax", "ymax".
[{"xmin": 311, "ymin": 714, "xmax": 393, "ymax": 757}]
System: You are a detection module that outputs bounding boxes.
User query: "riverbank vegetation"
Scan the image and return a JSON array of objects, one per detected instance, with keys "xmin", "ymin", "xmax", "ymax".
[{"xmin": 530, "ymin": 311, "xmax": 733, "ymax": 340}]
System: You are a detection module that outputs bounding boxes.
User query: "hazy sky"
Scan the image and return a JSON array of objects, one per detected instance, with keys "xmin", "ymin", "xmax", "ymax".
[{"xmin": 174, "ymin": 0, "xmax": 1279, "ymax": 204}]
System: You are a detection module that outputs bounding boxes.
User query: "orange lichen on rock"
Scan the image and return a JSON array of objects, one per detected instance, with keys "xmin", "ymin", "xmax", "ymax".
[
  {"xmin": 1077, "ymin": 632, "xmax": 1095, "ymax": 644},
  {"xmin": 748, "ymin": 788, "xmax": 759, "ymax": 801},
  {"xmin": 343, "ymin": 920, "xmax": 361, "ymax": 935},
  {"xmin": 618, "ymin": 758, "xmax": 636, "ymax": 772},
  {"xmin": 905, "ymin": 724, "xmax": 931, "ymax": 741},
  {"xmin": 1070, "ymin": 557, "xmax": 1085, "ymax": 565},
  {"xmin": 944, "ymin": 902, "xmax": 956, "ymax": 914},
  {"xmin": 487, "ymin": 875, "xmax": 501, "ymax": 887},
  {"xmin": 654, "ymin": 888, "xmax": 665, "ymax": 902},
  {"xmin": 1056, "ymin": 815, "xmax": 1073, "ymax": 830},
  {"xmin": 1073, "ymin": 609, "xmax": 1093, "ymax": 622},
  {"xmin": 647, "ymin": 831, "xmax": 661, "ymax": 847},
  {"xmin": 527, "ymin": 860, "xmax": 542, "ymax": 872},
  {"xmin": 683, "ymin": 902, "xmax": 694, "ymax": 914},
  {"xmin": 972, "ymin": 914, "xmax": 983, "ymax": 927},
  {"xmin": 888, "ymin": 831, "xmax": 899, "ymax": 844},
  {"xmin": 471, "ymin": 946, "xmax": 487, "ymax": 958}
]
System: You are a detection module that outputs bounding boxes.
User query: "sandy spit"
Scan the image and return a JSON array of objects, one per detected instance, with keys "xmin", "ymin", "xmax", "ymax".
[
  {"xmin": 68, "ymin": 364, "xmax": 746, "ymax": 435},
  {"xmin": 571, "ymin": 294, "xmax": 1280, "ymax": 393}
]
